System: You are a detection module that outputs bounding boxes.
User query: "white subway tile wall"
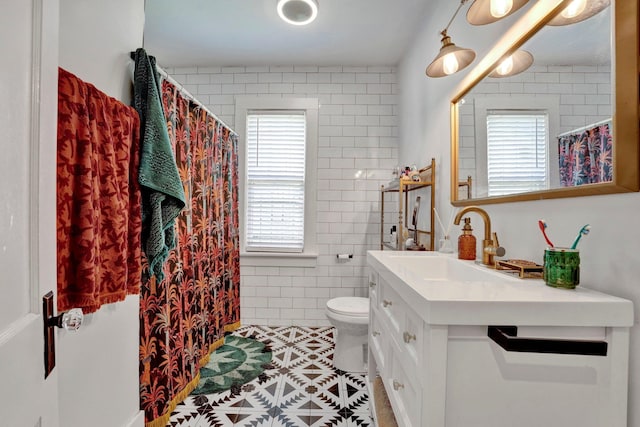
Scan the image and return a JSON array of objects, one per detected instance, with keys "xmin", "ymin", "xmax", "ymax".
[{"xmin": 165, "ymin": 65, "xmax": 400, "ymax": 326}]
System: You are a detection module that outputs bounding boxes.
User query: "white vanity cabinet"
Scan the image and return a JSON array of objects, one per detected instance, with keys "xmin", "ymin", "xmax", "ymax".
[
  {"xmin": 367, "ymin": 251, "xmax": 633, "ymax": 427},
  {"xmin": 368, "ymin": 269, "xmax": 424, "ymax": 427}
]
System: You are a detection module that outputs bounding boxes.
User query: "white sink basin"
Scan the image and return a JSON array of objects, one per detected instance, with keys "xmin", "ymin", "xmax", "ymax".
[{"xmin": 386, "ymin": 253, "xmax": 510, "ymax": 282}]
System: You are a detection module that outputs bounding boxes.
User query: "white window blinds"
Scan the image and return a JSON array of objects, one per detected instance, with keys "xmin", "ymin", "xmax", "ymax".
[
  {"xmin": 486, "ymin": 111, "xmax": 548, "ymax": 196},
  {"xmin": 246, "ymin": 112, "xmax": 306, "ymax": 252}
]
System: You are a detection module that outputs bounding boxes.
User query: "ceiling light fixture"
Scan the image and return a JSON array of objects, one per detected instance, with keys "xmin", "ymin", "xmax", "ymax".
[
  {"xmin": 488, "ymin": 50, "xmax": 534, "ymax": 77},
  {"xmin": 277, "ymin": 0, "xmax": 319, "ymax": 26},
  {"xmin": 426, "ymin": 0, "xmax": 476, "ymax": 78},
  {"xmin": 547, "ymin": 0, "xmax": 609, "ymax": 26},
  {"xmin": 466, "ymin": 0, "xmax": 529, "ymax": 25}
]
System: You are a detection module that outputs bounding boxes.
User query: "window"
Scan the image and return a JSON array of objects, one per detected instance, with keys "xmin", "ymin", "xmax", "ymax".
[
  {"xmin": 486, "ymin": 111, "xmax": 548, "ymax": 196},
  {"xmin": 235, "ymin": 96, "xmax": 318, "ymax": 266},
  {"xmin": 245, "ymin": 112, "xmax": 306, "ymax": 252}
]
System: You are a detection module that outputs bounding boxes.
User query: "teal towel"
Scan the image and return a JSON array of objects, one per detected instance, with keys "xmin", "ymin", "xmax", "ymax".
[{"xmin": 133, "ymin": 48, "xmax": 186, "ymax": 281}]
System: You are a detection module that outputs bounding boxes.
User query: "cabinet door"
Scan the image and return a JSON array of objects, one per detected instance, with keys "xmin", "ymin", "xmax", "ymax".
[
  {"xmin": 368, "ymin": 270, "xmax": 379, "ymax": 307},
  {"xmin": 378, "ymin": 277, "xmax": 403, "ymax": 336},
  {"xmin": 369, "ymin": 307, "xmax": 387, "ymax": 373},
  {"xmin": 387, "ymin": 352, "xmax": 421, "ymax": 427}
]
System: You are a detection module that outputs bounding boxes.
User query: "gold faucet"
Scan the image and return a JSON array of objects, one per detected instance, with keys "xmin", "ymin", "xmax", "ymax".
[{"xmin": 453, "ymin": 206, "xmax": 505, "ymax": 266}]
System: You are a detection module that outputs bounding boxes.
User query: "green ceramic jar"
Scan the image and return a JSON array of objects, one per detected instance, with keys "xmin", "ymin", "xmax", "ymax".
[{"xmin": 543, "ymin": 247, "xmax": 580, "ymax": 289}]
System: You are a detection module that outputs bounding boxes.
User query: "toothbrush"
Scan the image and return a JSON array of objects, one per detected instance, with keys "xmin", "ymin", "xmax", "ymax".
[
  {"xmin": 570, "ymin": 224, "xmax": 590, "ymax": 249},
  {"xmin": 538, "ymin": 219, "xmax": 554, "ymax": 247}
]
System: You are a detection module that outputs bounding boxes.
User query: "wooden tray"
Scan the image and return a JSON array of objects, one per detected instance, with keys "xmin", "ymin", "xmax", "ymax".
[{"xmin": 495, "ymin": 259, "xmax": 544, "ymax": 279}]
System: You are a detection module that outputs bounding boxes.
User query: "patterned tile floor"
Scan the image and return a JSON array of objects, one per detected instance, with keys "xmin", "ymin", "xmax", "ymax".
[{"xmin": 167, "ymin": 326, "xmax": 372, "ymax": 427}]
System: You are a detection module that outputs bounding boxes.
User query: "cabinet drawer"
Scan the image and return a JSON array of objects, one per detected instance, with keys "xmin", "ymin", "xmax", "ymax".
[{"xmin": 445, "ymin": 325, "xmax": 614, "ymax": 427}]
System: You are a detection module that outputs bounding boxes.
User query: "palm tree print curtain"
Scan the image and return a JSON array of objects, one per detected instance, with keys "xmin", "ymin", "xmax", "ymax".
[
  {"xmin": 558, "ymin": 121, "xmax": 612, "ymax": 187},
  {"xmin": 139, "ymin": 79, "xmax": 240, "ymax": 427}
]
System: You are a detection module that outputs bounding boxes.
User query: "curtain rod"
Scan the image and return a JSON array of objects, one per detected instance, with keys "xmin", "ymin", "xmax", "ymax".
[
  {"xmin": 557, "ymin": 118, "xmax": 612, "ymax": 138},
  {"xmin": 130, "ymin": 52, "xmax": 236, "ymax": 136}
]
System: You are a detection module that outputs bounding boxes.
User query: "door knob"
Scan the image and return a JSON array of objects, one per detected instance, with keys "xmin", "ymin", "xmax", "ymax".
[
  {"xmin": 48, "ymin": 308, "xmax": 83, "ymax": 331},
  {"xmin": 43, "ymin": 292, "xmax": 84, "ymax": 378}
]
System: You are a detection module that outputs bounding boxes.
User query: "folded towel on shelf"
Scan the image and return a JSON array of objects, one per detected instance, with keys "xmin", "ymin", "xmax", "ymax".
[{"xmin": 132, "ymin": 48, "xmax": 186, "ymax": 281}]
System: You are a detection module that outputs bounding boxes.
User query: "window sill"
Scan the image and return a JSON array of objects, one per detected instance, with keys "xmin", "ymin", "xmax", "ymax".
[{"xmin": 240, "ymin": 251, "xmax": 318, "ymax": 268}]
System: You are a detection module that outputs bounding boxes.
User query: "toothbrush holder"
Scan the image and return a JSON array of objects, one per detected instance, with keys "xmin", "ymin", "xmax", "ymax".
[{"xmin": 543, "ymin": 247, "xmax": 580, "ymax": 289}]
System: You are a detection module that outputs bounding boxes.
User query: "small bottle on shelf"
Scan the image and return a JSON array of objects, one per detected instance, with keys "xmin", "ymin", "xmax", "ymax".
[
  {"xmin": 390, "ymin": 225, "xmax": 397, "ymax": 248},
  {"xmin": 458, "ymin": 218, "xmax": 476, "ymax": 260}
]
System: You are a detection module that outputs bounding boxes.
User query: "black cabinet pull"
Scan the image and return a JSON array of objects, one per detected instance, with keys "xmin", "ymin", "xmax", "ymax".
[{"xmin": 488, "ymin": 326, "xmax": 607, "ymax": 356}]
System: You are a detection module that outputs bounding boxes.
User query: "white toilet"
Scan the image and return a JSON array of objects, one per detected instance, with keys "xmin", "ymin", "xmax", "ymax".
[{"xmin": 325, "ymin": 297, "xmax": 369, "ymax": 372}]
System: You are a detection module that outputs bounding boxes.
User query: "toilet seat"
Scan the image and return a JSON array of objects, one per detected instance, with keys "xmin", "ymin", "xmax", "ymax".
[{"xmin": 326, "ymin": 297, "xmax": 368, "ymax": 317}]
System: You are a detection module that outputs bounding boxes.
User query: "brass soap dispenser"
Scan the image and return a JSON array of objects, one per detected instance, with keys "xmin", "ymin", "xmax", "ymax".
[{"xmin": 458, "ymin": 217, "xmax": 476, "ymax": 260}]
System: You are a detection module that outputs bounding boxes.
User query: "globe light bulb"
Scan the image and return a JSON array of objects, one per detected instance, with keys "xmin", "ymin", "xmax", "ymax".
[
  {"xmin": 490, "ymin": 0, "xmax": 513, "ymax": 18},
  {"xmin": 561, "ymin": 0, "xmax": 587, "ymax": 19},
  {"xmin": 496, "ymin": 55, "xmax": 514, "ymax": 76},
  {"xmin": 443, "ymin": 53, "xmax": 460, "ymax": 75}
]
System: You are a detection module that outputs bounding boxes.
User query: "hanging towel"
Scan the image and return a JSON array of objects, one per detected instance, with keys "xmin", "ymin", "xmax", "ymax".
[
  {"xmin": 133, "ymin": 48, "xmax": 186, "ymax": 281},
  {"xmin": 57, "ymin": 67, "xmax": 142, "ymax": 314}
]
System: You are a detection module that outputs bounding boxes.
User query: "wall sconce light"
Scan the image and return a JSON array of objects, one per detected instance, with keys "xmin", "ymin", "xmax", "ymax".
[
  {"xmin": 488, "ymin": 50, "xmax": 533, "ymax": 77},
  {"xmin": 277, "ymin": 0, "xmax": 319, "ymax": 26},
  {"xmin": 426, "ymin": 0, "xmax": 476, "ymax": 78},
  {"xmin": 466, "ymin": 0, "xmax": 529, "ymax": 25},
  {"xmin": 547, "ymin": 0, "xmax": 609, "ymax": 26}
]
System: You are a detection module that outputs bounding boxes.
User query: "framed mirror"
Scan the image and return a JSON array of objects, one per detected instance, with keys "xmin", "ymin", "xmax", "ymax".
[{"xmin": 450, "ymin": 0, "xmax": 638, "ymax": 206}]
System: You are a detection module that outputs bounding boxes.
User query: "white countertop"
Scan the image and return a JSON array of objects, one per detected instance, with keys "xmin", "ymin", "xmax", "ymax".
[{"xmin": 367, "ymin": 250, "xmax": 634, "ymax": 327}]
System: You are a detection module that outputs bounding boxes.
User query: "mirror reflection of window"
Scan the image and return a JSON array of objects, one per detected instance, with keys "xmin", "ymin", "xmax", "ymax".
[
  {"xmin": 468, "ymin": 95, "xmax": 560, "ymax": 198},
  {"xmin": 486, "ymin": 111, "xmax": 548, "ymax": 196}
]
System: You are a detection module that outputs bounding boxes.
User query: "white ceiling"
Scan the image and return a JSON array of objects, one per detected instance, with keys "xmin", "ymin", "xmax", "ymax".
[
  {"xmin": 143, "ymin": 0, "xmax": 611, "ymax": 69},
  {"xmin": 143, "ymin": 0, "xmax": 432, "ymax": 67}
]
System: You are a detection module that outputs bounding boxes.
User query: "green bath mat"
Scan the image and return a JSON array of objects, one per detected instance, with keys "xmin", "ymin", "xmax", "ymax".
[{"xmin": 191, "ymin": 335, "xmax": 272, "ymax": 395}]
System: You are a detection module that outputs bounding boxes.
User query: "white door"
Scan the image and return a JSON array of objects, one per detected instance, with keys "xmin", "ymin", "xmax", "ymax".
[{"xmin": 0, "ymin": 0, "xmax": 60, "ymax": 426}]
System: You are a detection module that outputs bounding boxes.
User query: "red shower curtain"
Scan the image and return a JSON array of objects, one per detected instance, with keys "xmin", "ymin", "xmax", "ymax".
[{"xmin": 139, "ymin": 79, "xmax": 240, "ymax": 427}]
